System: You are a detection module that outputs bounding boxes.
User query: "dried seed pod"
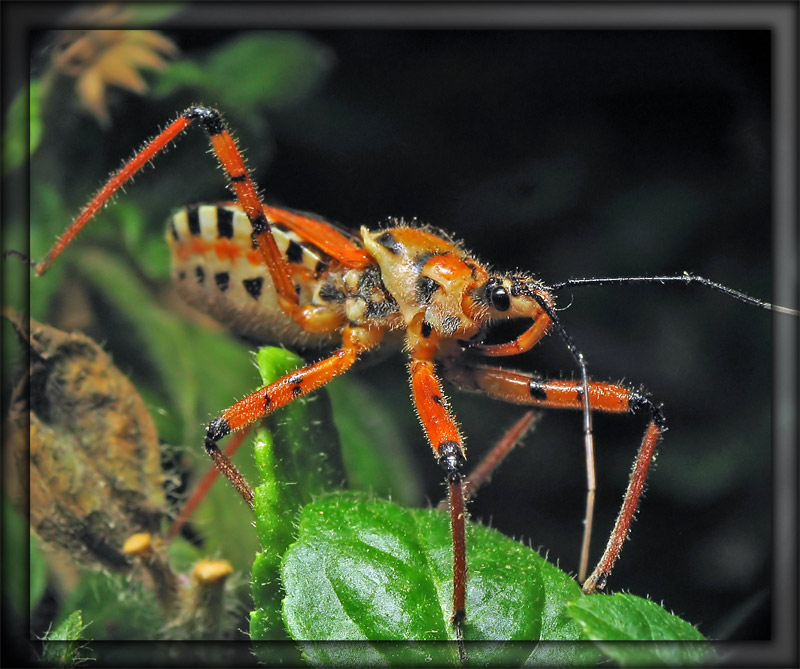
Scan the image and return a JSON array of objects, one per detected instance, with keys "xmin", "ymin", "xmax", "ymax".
[
  {"xmin": 164, "ymin": 559, "xmax": 236, "ymax": 640},
  {"xmin": 122, "ymin": 532, "xmax": 179, "ymax": 613},
  {"xmin": 5, "ymin": 309, "xmax": 166, "ymax": 571}
]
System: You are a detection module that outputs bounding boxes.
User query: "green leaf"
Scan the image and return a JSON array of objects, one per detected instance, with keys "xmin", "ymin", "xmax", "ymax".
[
  {"xmin": 42, "ymin": 610, "xmax": 91, "ymax": 667},
  {"xmin": 568, "ymin": 593, "xmax": 712, "ymax": 665},
  {"xmin": 281, "ymin": 493, "xmax": 603, "ymax": 666},
  {"xmin": 250, "ymin": 347, "xmax": 346, "ymax": 642},
  {"xmin": 45, "ymin": 609, "xmax": 86, "ymax": 641},
  {"xmin": 2, "ymin": 81, "xmax": 42, "ymax": 174}
]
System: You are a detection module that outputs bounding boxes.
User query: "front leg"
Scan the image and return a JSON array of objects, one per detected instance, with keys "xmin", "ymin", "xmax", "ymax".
[
  {"xmin": 407, "ymin": 320, "xmax": 468, "ymax": 657},
  {"xmin": 204, "ymin": 325, "xmax": 383, "ymax": 507}
]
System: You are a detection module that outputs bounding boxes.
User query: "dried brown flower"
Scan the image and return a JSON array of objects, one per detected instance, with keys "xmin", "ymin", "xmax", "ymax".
[
  {"xmin": 46, "ymin": 5, "xmax": 177, "ymax": 125},
  {"xmin": 5, "ymin": 309, "xmax": 166, "ymax": 571}
]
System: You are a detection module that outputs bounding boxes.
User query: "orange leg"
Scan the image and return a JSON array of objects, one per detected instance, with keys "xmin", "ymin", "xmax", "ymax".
[
  {"xmin": 204, "ymin": 326, "xmax": 383, "ymax": 507},
  {"xmin": 407, "ymin": 328, "xmax": 468, "ymax": 656},
  {"xmin": 444, "ymin": 359, "xmax": 665, "ymax": 593},
  {"xmin": 446, "ymin": 362, "xmax": 637, "ymax": 413},
  {"xmin": 35, "ymin": 107, "xmax": 355, "ymax": 334},
  {"xmin": 36, "ymin": 108, "xmax": 298, "ymax": 304}
]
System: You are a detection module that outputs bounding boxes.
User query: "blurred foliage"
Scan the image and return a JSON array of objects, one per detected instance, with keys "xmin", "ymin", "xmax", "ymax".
[
  {"xmin": 6, "ymin": 17, "xmax": 781, "ymax": 666},
  {"xmin": 56, "ymin": 570, "xmax": 164, "ymax": 641},
  {"xmin": 2, "ymin": 82, "xmax": 42, "ymax": 174},
  {"xmin": 153, "ymin": 33, "xmax": 334, "ymax": 110},
  {"xmin": 328, "ymin": 376, "xmax": 421, "ymax": 504},
  {"xmin": 4, "ymin": 499, "xmax": 41, "ymax": 622},
  {"xmin": 49, "ymin": 28, "xmax": 178, "ymax": 127}
]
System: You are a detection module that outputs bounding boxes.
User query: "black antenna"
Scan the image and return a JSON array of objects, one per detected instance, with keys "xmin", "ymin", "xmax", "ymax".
[{"xmin": 550, "ymin": 273, "xmax": 798, "ymax": 317}]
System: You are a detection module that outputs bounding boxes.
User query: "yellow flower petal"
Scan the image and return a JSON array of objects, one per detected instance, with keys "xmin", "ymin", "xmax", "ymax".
[
  {"xmin": 76, "ymin": 68, "xmax": 110, "ymax": 125},
  {"xmin": 129, "ymin": 30, "xmax": 179, "ymax": 57}
]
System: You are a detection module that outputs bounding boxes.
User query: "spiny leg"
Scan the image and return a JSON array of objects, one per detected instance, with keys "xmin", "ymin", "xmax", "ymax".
[
  {"xmin": 407, "ymin": 324, "xmax": 468, "ymax": 658},
  {"xmin": 582, "ymin": 417, "xmax": 663, "ymax": 594},
  {"xmin": 186, "ymin": 108, "xmax": 299, "ymax": 313},
  {"xmin": 35, "ymin": 106, "xmax": 343, "ymax": 332},
  {"xmin": 204, "ymin": 326, "xmax": 383, "ymax": 508},
  {"xmin": 443, "ymin": 359, "xmax": 665, "ymax": 590}
]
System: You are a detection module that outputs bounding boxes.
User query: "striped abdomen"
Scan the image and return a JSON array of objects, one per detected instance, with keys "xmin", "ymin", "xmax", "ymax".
[{"xmin": 168, "ymin": 204, "xmax": 345, "ymax": 348}]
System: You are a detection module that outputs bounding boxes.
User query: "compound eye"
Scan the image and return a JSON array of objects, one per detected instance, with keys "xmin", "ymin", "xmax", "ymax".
[{"xmin": 489, "ymin": 284, "xmax": 511, "ymax": 312}]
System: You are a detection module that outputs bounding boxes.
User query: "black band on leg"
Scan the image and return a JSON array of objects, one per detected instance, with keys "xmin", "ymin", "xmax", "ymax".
[
  {"xmin": 438, "ymin": 441, "xmax": 466, "ymax": 483},
  {"xmin": 202, "ymin": 417, "xmax": 254, "ymax": 507},
  {"xmin": 184, "ymin": 106, "xmax": 225, "ymax": 136},
  {"xmin": 204, "ymin": 417, "xmax": 231, "ymax": 453},
  {"xmin": 629, "ymin": 389, "xmax": 667, "ymax": 430}
]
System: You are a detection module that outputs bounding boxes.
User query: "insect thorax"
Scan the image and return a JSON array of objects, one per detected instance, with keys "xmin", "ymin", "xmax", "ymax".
[{"xmin": 361, "ymin": 225, "xmax": 490, "ymax": 338}]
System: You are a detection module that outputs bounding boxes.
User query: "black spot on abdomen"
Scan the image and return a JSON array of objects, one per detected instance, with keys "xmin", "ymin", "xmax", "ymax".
[
  {"xmin": 187, "ymin": 207, "xmax": 201, "ymax": 236},
  {"xmin": 286, "ymin": 240, "xmax": 304, "ymax": 263},
  {"xmin": 217, "ymin": 207, "xmax": 234, "ymax": 238},
  {"xmin": 215, "ymin": 272, "xmax": 230, "ymax": 292},
  {"xmin": 243, "ymin": 277, "xmax": 264, "ymax": 300}
]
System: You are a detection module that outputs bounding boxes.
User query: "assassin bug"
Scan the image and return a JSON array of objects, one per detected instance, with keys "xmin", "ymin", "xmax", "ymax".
[{"xmin": 35, "ymin": 105, "xmax": 797, "ymax": 647}]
